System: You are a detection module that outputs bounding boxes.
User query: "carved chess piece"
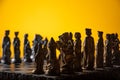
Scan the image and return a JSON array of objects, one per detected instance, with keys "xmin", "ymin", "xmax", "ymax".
[
  {"xmin": 24, "ymin": 34, "xmax": 29, "ymax": 59},
  {"xmin": 105, "ymin": 34, "xmax": 112, "ymax": 67},
  {"xmin": 96, "ymin": 31, "xmax": 104, "ymax": 68},
  {"xmin": 43, "ymin": 37, "xmax": 48, "ymax": 60},
  {"xmin": 111, "ymin": 33, "xmax": 120, "ymax": 65},
  {"xmin": 46, "ymin": 37, "xmax": 60, "ymax": 75},
  {"xmin": 13, "ymin": 32, "xmax": 21, "ymax": 64},
  {"xmin": 31, "ymin": 35, "xmax": 38, "ymax": 58},
  {"xmin": 31, "ymin": 34, "xmax": 40, "ymax": 61},
  {"xmin": 83, "ymin": 28, "xmax": 95, "ymax": 70},
  {"xmin": 73, "ymin": 32, "xmax": 82, "ymax": 72},
  {"xmin": 2, "ymin": 30, "xmax": 11, "ymax": 64},
  {"xmin": 57, "ymin": 32, "xmax": 74, "ymax": 74},
  {"xmin": 33, "ymin": 40, "xmax": 44, "ymax": 74},
  {"xmin": 24, "ymin": 34, "xmax": 32, "ymax": 62}
]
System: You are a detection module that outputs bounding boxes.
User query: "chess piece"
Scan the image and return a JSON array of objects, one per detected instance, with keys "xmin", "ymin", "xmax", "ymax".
[
  {"xmin": 105, "ymin": 34, "xmax": 112, "ymax": 67},
  {"xmin": 33, "ymin": 39, "xmax": 44, "ymax": 74},
  {"xmin": 111, "ymin": 33, "xmax": 120, "ymax": 65},
  {"xmin": 57, "ymin": 32, "xmax": 74, "ymax": 74},
  {"xmin": 96, "ymin": 31, "xmax": 104, "ymax": 68},
  {"xmin": 83, "ymin": 28, "xmax": 95, "ymax": 70},
  {"xmin": 31, "ymin": 34, "xmax": 41, "ymax": 61},
  {"xmin": 43, "ymin": 37, "xmax": 48, "ymax": 60},
  {"xmin": 24, "ymin": 34, "xmax": 32, "ymax": 62},
  {"xmin": 46, "ymin": 37, "xmax": 60, "ymax": 75},
  {"xmin": 13, "ymin": 32, "xmax": 21, "ymax": 64},
  {"xmin": 2, "ymin": 30, "xmax": 11, "ymax": 64},
  {"xmin": 73, "ymin": 32, "xmax": 82, "ymax": 72},
  {"xmin": 24, "ymin": 34, "xmax": 29, "ymax": 58},
  {"xmin": 32, "ymin": 35, "xmax": 38, "ymax": 57}
]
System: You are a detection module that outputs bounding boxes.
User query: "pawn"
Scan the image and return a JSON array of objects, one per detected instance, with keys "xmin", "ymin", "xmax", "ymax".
[{"xmin": 46, "ymin": 37, "xmax": 60, "ymax": 75}]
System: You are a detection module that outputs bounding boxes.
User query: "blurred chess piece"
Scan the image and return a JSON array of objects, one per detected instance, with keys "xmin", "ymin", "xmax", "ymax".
[
  {"xmin": 96, "ymin": 31, "xmax": 104, "ymax": 68},
  {"xmin": 43, "ymin": 37, "xmax": 48, "ymax": 60},
  {"xmin": 13, "ymin": 32, "xmax": 21, "ymax": 64},
  {"xmin": 1, "ymin": 30, "xmax": 11, "ymax": 65},
  {"xmin": 33, "ymin": 35, "xmax": 44, "ymax": 74},
  {"xmin": 73, "ymin": 32, "xmax": 82, "ymax": 72},
  {"xmin": 23, "ymin": 34, "xmax": 32, "ymax": 63},
  {"xmin": 105, "ymin": 34, "xmax": 112, "ymax": 67},
  {"xmin": 83, "ymin": 28, "xmax": 95, "ymax": 70},
  {"xmin": 57, "ymin": 32, "xmax": 74, "ymax": 74},
  {"xmin": 46, "ymin": 37, "xmax": 60, "ymax": 75},
  {"xmin": 111, "ymin": 33, "xmax": 120, "ymax": 65},
  {"xmin": 31, "ymin": 34, "xmax": 42, "ymax": 61}
]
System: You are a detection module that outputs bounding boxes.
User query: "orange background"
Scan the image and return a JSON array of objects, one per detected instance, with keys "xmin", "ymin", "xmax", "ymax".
[{"xmin": 0, "ymin": 0, "xmax": 120, "ymax": 58}]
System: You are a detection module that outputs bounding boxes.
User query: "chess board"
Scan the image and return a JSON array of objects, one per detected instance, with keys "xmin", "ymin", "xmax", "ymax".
[
  {"xmin": 0, "ymin": 62, "xmax": 120, "ymax": 80},
  {"xmin": 0, "ymin": 62, "xmax": 35, "ymax": 74}
]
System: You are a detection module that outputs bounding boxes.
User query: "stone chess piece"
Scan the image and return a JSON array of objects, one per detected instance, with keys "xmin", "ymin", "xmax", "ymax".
[
  {"xmin": 96, "ymin": 31, "xmax": 104, "ymax": 68},
  {"xmin": 43, "ymin": 37, "xmax": 48, "ymax": 60},
  {"xmin": 31, "ymin": 34, "xmax": 42, "ymax": 61},
  {"xmin": 1, "ymin": 30, "xmax": 11, "ymax": 65},
  {"xmin": 46, "ymin": 37, "xmax": 60, "ymax": 75},
  {"xmin": 57, "ymin": 32, "xmax": 74, "ymax": 74},
  {"xmin": 24, "ymin": 34, "xmax": 29, "ymax": 58},
  {"xmin": 111, "ymin": 33, "xmax": 120, "ymax": 65},
  {"xmin": 24, "ymin": 34, "xmax": 32, "ymax": 63},
  {"xmin": 13, "ymin": 32, "xmax": 21, "ymax": 64},
  {"xmin": 105, "ymin": 34, "xmax": 113, "ymax": 67},
  {"xmin": 33, "ymin": 39, "xmax": 44, "ymax": 74},
  {"xmin": 73, "ymin": 32, "xmax": 82, "ymax": 72},
  {"xmin": 83, "ymin": 28, "xmax": 95, "ymax": 70}
]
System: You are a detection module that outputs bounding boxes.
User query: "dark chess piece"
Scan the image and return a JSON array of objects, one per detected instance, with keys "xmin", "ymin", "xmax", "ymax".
[
  {"xmin": 46, "ymin": 37, "xmax": 60, "ymax": 75},
  {"xmin": 57, "ymin": 32, "xmax": 74, "ymax": 74},
  {"xmin": 111, "ymin": 33, "xmax": 120, "ymax": 65},
  {"xmin": 24, "ymin": 34, "xmax": 32, "ymax": 63},
  {"xmin": 31, "ymin": 35, "xmax": 38, "ymax": 59},
  {"xmin": 83, "ymin": 28, "xmax": 95, "ymax": 70},
  {"xmin": 43, "ymin": 37, "xmax": 48, "ymax": 60},
  {"xmin": 96, "ymin": 31, "xmax": 104, "ymax": 68},
  {"xmin": 33, "ymin": 39, "xmax": 44, "ymax": 74},
  {"xmin": 1, "ymin": 30, "xmax": 11, "ymax": 64},
  {"xmin": 73, "ymin": 32, "xmax": 82, "ymax": 72},
  {"xmin": 13, "ymin": 32, "xmax": 21, "ymax": 64},
  {"xmin": 31, "ymin": 34, "xmax": 42, "ymax": 61},
  {"xmin": 24, "ymin": 34, "xmax": 29, "ymax": 58},
  {"xmin": 105, "ymin": 34, "xmax": 112, "ymax": 67}
]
